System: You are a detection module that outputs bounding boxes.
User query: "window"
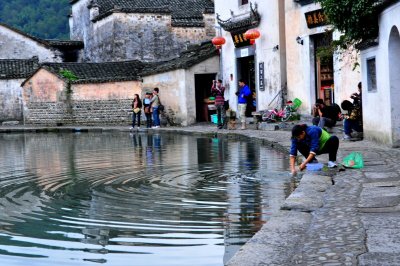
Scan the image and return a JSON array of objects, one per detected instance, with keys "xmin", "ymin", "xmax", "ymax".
[
  {"xmin": 366, "ymin": 57, "xmax": 377, "ymax": 92},
  {"xmin": 240, "ymin": 0, "xmax": 249, "ymax": 5}
]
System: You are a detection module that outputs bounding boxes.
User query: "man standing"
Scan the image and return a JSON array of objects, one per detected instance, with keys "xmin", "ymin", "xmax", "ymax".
[
  {"xmin": 211, "ymin": 79, "xmax": 226, "ymax": 129},
  {"xmin": 236, "ymin": 79, "xmax": 251, "ymax": 130}
]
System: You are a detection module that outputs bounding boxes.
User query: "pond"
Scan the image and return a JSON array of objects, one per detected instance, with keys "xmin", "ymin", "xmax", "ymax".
[{"xmin": 0, "ymin": 132, "xmax": 293, "ymax": 266}]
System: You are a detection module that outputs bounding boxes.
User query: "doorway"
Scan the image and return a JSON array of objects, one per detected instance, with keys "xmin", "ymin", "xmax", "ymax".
[
  {"xmin": 313, "ymin": 33, "xmax": 334, "ymax": 105},
  {"xmin": 195, "ymin": 73, "xmax": 217, "ymax": 122},
  {"xmin": 237, "ymin": 55, "xmax": 256, "ymax": 116}
]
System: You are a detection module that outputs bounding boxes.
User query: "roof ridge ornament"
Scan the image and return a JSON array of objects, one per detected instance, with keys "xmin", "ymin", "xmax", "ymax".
[{"xmin": 217, "ymin": 2, "xmax": 260, "ymax": 32}]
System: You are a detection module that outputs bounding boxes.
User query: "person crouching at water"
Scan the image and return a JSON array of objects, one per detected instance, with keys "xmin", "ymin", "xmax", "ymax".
[{"xmin": 289, "ymin": 124, "xmax": 339, "ymax": 175}]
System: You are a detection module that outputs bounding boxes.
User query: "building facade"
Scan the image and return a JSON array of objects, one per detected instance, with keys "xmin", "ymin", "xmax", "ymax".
[
  {"xmin": 214, "ymin": 1, "xmax": 287, "ymax": 116},
  {"xmin": 215, "ymin": 0, "xmax": 361, "ymax": 118},
  {"xmin": 285, "ymin": 0, "xmax": 361, "ymax": 115},
  {"xmin": 69, "ymin": 0, "xmax": 215, "ymax": 62},
  {"xmin": 359, "ymin": 0, "xmax": 400, "ymax": 146}
]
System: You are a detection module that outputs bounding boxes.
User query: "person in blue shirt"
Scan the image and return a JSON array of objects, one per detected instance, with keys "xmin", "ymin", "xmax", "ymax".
[
  {"xmin": 236, "ymin": 79, "xmax": 251, "ymax": 130},
  {"xmin": 290, "ymin": 124, "xmax": 339, "ymax": 175}
]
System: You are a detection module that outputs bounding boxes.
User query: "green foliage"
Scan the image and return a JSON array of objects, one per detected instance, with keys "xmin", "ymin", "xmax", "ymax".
[
  {"xmin": 0, "ymin": 0, "xmax": 70, "ymax": 39},
  {"xmin": 60, "ymin": 69, "xmax": 78, "ymax": 82},
  {"xmin": 317, "ymin": 0, "xmax": 380, "ymax": 46}
]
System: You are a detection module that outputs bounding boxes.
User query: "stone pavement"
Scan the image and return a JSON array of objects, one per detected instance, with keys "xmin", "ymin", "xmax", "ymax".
[{"xmin": 1, "ymin": 121, "xmax": 400, "ymax": 265}]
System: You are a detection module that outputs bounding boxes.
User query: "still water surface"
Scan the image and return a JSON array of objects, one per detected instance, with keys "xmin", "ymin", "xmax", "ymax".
[{"xmin": 0, "ymin": 132, "xmax": 292, "ymax": 266}]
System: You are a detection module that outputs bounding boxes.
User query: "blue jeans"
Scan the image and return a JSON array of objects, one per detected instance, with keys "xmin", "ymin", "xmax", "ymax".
[
  {"xmin": 152, "ymin": 107, "xmax": 160, "ymax": 126},
  {"xmin": 344, "ymin": 119, "xmax": 363, "ymax": 135}
]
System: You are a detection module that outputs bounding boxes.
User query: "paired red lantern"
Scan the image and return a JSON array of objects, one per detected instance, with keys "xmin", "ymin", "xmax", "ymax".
[
  {"xmin": 244, "ymin": 29, "xmax": 261, "ymax": 45},
  {"xmin": 212, "ymin": 36, "xmax": 226, "ymax": 49}
]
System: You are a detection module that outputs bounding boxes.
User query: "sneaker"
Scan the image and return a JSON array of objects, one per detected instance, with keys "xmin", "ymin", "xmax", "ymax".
[
  {"xmin": 327, "ymin": 161, "xmax": 337, "ymax": 168},
  {"xmin": 152, "ymin": 126, "xmax": 160, "ymax": 129},
  {"xmin": 129, "ymin": 127, "xmax": 134, "ymax": 130},
  {"xmin": 342, "ymin": 134, "xmax": 352, "ymax": 140}
]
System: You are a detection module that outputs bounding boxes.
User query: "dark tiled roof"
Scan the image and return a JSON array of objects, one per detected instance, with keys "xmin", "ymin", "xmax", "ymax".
[
  {"xmin": 38, "ymin": 60, "xmax": 145, "ymax": 84},
  {"xmin": 217, "ymin": 2, "xmax": 260, "ymax": 32},
  {"xmin": 84, "ymin": 0, "xmax": 214, "ymax": 26},
  {"xmin": 140, "ymin": 41, "xmax": 218, "ymax": 76},
  {"xmin": 21, "ymin": 41, "xmax": 217, "ymax": 84},
  {"xmin": 0, "ymin": 58, "xmax": 39, "ymax": 79}
]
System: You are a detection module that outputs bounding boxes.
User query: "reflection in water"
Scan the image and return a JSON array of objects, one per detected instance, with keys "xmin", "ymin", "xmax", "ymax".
[{"xmin": 0, "ymin": 132, "xmax": 292, "ymax": 266}]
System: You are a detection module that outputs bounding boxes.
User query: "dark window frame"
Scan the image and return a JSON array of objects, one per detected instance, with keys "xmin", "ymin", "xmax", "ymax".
[{"xmin": 366, "ymin": 57, "xmax": 377, "ymax": 92}]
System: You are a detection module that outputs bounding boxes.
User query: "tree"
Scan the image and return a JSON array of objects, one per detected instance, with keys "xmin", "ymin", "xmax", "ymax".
[{"xmin": 317, "ymin": 0, "xmax": 382, "ymax": 48}]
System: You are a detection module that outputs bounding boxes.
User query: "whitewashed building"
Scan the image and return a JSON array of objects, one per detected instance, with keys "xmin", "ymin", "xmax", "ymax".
[
  {"xmin": 359, "ymin": 0, "xmax": 400, "ymax": 146},
  {"xmin": 214, "ymin": 0, "xmax": 361, "ymax": 118}
]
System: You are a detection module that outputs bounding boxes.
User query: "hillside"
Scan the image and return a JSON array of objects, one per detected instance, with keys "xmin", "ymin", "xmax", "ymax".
[{"xmin": 0, "ymin": 0, "xmax": 70, "ymax": 40}]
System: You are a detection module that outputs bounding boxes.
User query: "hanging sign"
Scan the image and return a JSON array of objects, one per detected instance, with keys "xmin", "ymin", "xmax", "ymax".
[
  {"xmin": 304, "ymin": 9, "xmax": 327, "ymax": 29},
  {"xmin": 231, "ymin": 30, "xmax": 251, "ymax": 48},
  {"xmin": 259, "ymin": 62, "xmax": 265, "ymax": 91}
]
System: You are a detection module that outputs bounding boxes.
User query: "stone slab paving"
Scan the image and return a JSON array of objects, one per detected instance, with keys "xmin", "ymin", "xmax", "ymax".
[{"xmin": 1, "ymin": 122, "xmax": 400, "ymax": 265}]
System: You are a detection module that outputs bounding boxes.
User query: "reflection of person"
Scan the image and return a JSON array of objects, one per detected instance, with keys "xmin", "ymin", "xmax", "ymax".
[
  {"xmin": 150, "ymin": 87, "xmax": 160, "ymax": 128},
  {"xmin": 289, "ymin": 124, "xmax": 339, "ymax": 176},
  {"xmin": 131, "ymin": 94, "xmax": 142, "ymax": 130},
  {"xmin": 236, "ymin": 79, "xmax": 251, "ymax": 130},
  {"xmin": 211, "ymin": 79, "xmax": 226, "ymax": 129},
  {"xmin": 143, "ymin": 92, "xmax": 153, "ymax": 128},
  {"xmin": 342, "ymin": 82, "xmax": 363, "ymax": 140},
  {"xmin": 312, "ymin": 99, "xmax": 338, "ymax": 129}
]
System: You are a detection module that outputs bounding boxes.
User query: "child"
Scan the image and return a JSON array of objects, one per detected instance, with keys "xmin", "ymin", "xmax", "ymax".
[{"xmin": 143, "ymin": 92, "xmax": 153, "ymax": 128}]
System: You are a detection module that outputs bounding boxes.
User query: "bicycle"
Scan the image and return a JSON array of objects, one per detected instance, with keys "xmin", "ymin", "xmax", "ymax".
[{"xmin": 262, "ymin": 105, "xmax": 292, "ymax": 122}]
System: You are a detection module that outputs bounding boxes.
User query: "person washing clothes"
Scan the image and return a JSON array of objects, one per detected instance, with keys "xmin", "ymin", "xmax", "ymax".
[{"xmin": 289, "ymin": 124, "xmax": 339, "ymax": 176}]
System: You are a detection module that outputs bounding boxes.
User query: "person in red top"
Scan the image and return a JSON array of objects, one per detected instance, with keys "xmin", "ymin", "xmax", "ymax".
[{"xmin": 211, "ymin": 79, "xmax": 226, "ymax": 129}]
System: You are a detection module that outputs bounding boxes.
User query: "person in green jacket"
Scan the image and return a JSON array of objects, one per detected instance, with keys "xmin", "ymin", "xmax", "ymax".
[{"xmin": 290, "ymin": 124, "xmax": 339, "ymax": 175}]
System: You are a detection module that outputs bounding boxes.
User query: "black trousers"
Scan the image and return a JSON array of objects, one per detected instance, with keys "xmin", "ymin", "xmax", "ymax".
[{"xmin": 297, "ymin": 136, "xmax": 339, "ymax": 162}]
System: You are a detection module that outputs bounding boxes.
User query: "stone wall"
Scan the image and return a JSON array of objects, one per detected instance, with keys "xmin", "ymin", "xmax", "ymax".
[
  {"xmin": 71, "ymin": 9, "xmax": 215, "ymax": 62},
  {"xmin": 24, "ymin": 100, "xmax": 133, "ymax": 126},
  {"xmin": 0, "ymin": 25, "xmax": 62, "ymax": 62}
]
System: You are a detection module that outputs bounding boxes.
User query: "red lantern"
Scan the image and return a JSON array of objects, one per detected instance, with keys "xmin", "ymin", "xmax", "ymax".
[
  {"xmin": 244, "ymin": 29, "xmax": 261, "ymax": 45},
  {"xmin": 212, "ymin": 36, "xmax": 226, "ymax": 49}
]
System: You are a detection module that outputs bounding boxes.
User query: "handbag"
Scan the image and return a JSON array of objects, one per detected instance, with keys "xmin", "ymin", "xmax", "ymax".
[
  {"xmin": 133, "ymin": 107, "xmax": 141, "ymax": 113},
  {"xmin": 158, "ymin": 104, "xmax": 165, "ymax": 112}
]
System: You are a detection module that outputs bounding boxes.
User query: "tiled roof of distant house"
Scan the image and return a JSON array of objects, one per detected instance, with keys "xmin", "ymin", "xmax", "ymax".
[
  {"xmin": 73, "ymin": 0, "xmax": 214, "ymax": 26},
  {"xmin": 140, "ymin": 41, "xmax": 218, "ymax": 76},
  {"xmin": 0, "ymin": 58, "xmax": 39, "ymax": 79},
  {"xmin": 22, "ymin": 40, "xmax": 217, "ymax": 85},
  {"xmin": 24, "ymin": 60, "xmax": 146, "ymax": 85}
]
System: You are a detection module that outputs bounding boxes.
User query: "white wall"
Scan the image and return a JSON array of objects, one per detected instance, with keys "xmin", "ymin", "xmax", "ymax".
[
  {"xmin": 142, "ymin": 56, "xmax": 219, "ymax": 126},
  {"xmin": 360, "ymin": 2, "xmax": 400, "ymax": 146},
  {"xmin": 0, "ymin": 26, "xmax": 61, "ymax": 62},
  {"xmin": 284, "ymin": 1, "xmax": 361, "ymax": 115},
  {"xmin": 215, "ymin": 0, "xmax": 286, "ymax": 112}
]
